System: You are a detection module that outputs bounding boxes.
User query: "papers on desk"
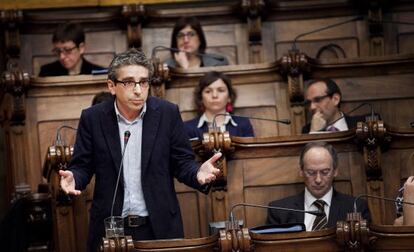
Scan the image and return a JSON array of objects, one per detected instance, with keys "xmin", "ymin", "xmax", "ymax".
[{"xmin": 250, "ymin": 223, "xmax": 305, "ymax": 234}]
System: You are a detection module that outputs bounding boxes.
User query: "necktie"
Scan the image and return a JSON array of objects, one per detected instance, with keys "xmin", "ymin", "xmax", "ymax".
[
  {"xmin": 327, "ymin": 125, "xmax": 339, "ymax": 132},
  {"xmin": 312, "ymin": 200, "xmax": 328, "ymax": 230}
]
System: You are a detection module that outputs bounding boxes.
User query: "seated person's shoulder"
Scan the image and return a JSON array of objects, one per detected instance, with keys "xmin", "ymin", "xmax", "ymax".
[
  {"xmin": 39, "ymin": 60, "xmax": 67, "ymax": 77},
  {"xmin": 82, "ymin": 58, "xmax": 106, "ymax": 73},
  {"xmin": 202, "ymin": 53, "xmax": 229, "ymax": 67},
  {"xmin": 269, "ymin": 194, "xmax": 300, "ymax": 207}
]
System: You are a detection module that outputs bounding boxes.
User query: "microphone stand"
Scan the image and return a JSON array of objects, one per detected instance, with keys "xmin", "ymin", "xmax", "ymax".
[
  {"xmin": 292, "ymin": 16, "xmax": 363, "ymax": 52},
  {"xmin": 354, "ymin": 194, "xmax": 414, "ymax": 213},
  {"xmin": 55, "ymin": 125, "xmax": 77, "ymax": 146},
  {"xmin": 229, "ymin": 202, "xmax": 323, "ymax": 224}
]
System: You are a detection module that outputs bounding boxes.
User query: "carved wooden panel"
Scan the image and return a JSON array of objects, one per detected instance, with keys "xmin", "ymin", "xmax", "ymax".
[{"xmin": 272, "ymin": 17, "xmax": 363, "ymax": 59}]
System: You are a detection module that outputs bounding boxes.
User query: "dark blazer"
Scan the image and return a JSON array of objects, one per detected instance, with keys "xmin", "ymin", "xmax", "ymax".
[
  {"xmin": 165, "ymin": 53, "xmax": 229, "ymax": 68},
  {"xmin": 266, "ymin": 190, "xmax": 370, "ymax": 228},
  {"xmin": 69, "ymin": 96, "xmax": 205, "ymax": 252},
  {"xmin": 301, "ymin": 114, "xmax": 365, "ymax": 134},
  {"xmin": 184, "ymin": 115, "xmax": 254, "ymax": 139},
  {"xmin": 38, "ymin": 58, "xmax": 105, "ymax": 77}
]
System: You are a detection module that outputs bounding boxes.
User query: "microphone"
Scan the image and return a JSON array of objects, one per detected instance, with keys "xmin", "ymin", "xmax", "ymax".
[
  {"xmin": 229, "ymin": 202, "xmax": 323, "ymax": 224},
  {"xmin": 292, "ymin": 16, "xmax": 364, "ymax": 51},
  {"xmin": 110, "ymin": 131, "xmax": 131, "ymax": 217},
  {"xmin": 151, "ymin": 45, "xmax": 226, "ymax": 61},
  {"xmin": 55, "ymin": 125, "xmax": 78, "ymax": 146},
  {"xmin": 353, "ymin": 194, "xmax": 414, "ymax": 214},
  {"xmin": 212, "ymin": 113, "xmax": 291, "ymax": 133}
]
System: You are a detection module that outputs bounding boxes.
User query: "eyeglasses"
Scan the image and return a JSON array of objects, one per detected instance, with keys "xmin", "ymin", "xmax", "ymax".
[
  {"xmin": 114, "ymin": 78, "xmax": 150, "ymax": 89},
  {"xmin": 176, "ymin": 31, "xmax": 197, "ymax": 40},
  {"xmin": 304, "ymin": 94, "xmax": 331, "ymax": 106},
  {"xmin": 52, "ymin": 46, "xmax": 78, "ymax": 56},
  {"xmin": 303, "ymin": 168, "xmax": 334, "ymax": 178}
]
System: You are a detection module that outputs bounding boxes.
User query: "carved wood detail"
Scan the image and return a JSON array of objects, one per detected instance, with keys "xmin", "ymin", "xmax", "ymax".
[
  {"xmin": 101, "ymin": 236, "xmax": 134, "ymax": 252},
  {"xmin": 221, "ymin": 222, "xmax": 251, "ymax": 252},
  {"xmin": 278, "ymin": 51, "xmax": 311, "ymax": 104},
  {"xmin": 150, "ymin": 60, "xmax": 169, "ymax": 98},
  {"xmin": 0, "ymin": 10, "xmax": 23, "ymax": 59},
  {"xmin": 336, "ymin": 212, "xmax": 369, "ymax": 251},
  {"xmin": 368, "ymin": 6, "xmax": 384, "ymax": 56},
  {"xmin": 1, "ymin": 69, "xmax": 30, "ymax": 125},
  {"xmin": 122, "ymin": 4, "xmax": 146, "ymax": 49},
  {"xmin": 241, "ymin": 0, "xmax": 266, "ymax": 63}
]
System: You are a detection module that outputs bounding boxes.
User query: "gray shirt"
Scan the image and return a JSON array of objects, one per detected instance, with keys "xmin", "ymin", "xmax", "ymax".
[{"xmin": 114, "ymin": 102, "xmax": 148, "ymax": 217}]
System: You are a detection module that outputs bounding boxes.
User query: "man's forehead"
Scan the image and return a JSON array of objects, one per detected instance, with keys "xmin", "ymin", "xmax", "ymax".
[
  {"xmin": 306, "ymin": 82, "xmax": 327, "ymax": 95},
  {"xmin": 303, "ymin": 147, "xmax": 332, "ymax": 164},
  {"xmin": 116, "ymin": 65, "xmax": 149, "ymax": 75}
]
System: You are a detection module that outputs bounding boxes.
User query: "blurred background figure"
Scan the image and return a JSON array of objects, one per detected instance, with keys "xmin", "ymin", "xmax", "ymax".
[
  {"xmin": 165, "ymin": 16, "xmax": 228, "ymax": 69},
  {"xmin": 184, "ymin": 71, "xmax": 254, "ymax": 139},
  {"xmin": 394, "ymin": 176, "xmax": 414, "ymax": 226},
  {"xmin": 39, "ymin": 22, "xmax": 105, "ymax": 76},
  {"xmin": 91, "ymin": 91, "xmax": 113, "ymax": 106}
]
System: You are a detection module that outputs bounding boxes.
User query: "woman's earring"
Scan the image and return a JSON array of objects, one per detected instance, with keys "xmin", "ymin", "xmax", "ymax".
[{"xmin": 226, "ymin": 102, "xmax": 233, "ymax": 113}]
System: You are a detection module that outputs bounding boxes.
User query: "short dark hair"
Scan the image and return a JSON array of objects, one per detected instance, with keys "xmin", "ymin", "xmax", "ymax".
[
  {"xmin": 91, "ymin": 91, "xmax": 114, "ymax": 106},
  {"xmin": 52, "ymin": 23, "xmax": 85, "ymax": 46},
  {"xmin": 306, "ymin": 78, "xmax": 342, "ymax": 107},
  {"xmin": 299, "ymin": 141, "xmax": 338, "ymax": 170},
  {"xmin": 108, "ymin": 48, "xmax": 154, "ymax": 82},
  {"xmin": 194, "ymin": 71, "xmax": 236, "ymax": 115},
  {"xmin": 170, "ymin": 16, "xmax": 207, "ymax": 57}
]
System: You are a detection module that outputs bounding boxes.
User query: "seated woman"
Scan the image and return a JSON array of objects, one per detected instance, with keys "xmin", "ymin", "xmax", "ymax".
[
  {"xmin": 184, "ymin": 71, "xmax": 254, "ymax": 139},
  {"xmin": 394, "ymin": 176, "xmax": 414, "ymax": 226},
  {"xmin": 165, "ymin": 16, "xmax": 229, "ymax": 69}
]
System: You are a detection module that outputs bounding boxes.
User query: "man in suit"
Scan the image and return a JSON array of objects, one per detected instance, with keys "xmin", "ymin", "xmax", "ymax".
[
  {"xmin": 302, "ymin": 78, "xmax": 363, "ymax": 133},
  {"xmin": 59, "ymin": 49, "xmax": 222, "ymax": 252},
  {"xmin": 267, "ymin": 142, "xmax": 370, "ymax": 231},
  {"xmin": 39, "ymin": 22, "xmax": 105, "ymax": 76}
]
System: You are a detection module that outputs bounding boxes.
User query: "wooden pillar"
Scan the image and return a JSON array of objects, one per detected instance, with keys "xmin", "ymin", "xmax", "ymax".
[
  {"xmin": 241, "ymin": 0, "xmax": 266, "ymax": 64},
  {"xmin": 278, "ymin": 50, "xmax": 311, "ymax": 135}
]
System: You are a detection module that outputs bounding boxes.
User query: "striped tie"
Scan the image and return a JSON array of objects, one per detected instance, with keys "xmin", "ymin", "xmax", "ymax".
[{"xmin": 312, "ymin": 200, "xmax": 328, "ymax": 230}]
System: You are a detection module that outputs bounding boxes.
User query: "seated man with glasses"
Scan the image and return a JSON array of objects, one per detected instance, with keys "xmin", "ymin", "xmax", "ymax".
[
  {"xmin": 302, "ymin": 78, "xmax": 365, "ymax": 133},
  {"xmin": 165, "ymin": 16, "xmax": 228, "ymax": 69},
  {"xmin": 39, "ymin": 22, "xmax": 105, "ymax": 77},
  {"xmin": 267, "ymin": 142, "xmax": 370, "ymax": 231}
]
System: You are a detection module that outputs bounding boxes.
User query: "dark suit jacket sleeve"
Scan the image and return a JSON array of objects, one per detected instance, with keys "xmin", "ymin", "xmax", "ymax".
[
  {"xmin": 240, "ymin": 117, "xmax": 254, "ymax": 137},
  {"xmin": 357, "ymin": 198, "xmax": 371, "ymax": 222},
  {"xmin": 267, "ymin": 200, "xmax": 282, "ymax": 224},
  {"xmin": 302, "ymin": 123, "xmax": 310, "ymax": 134},
  {"xmin": 169, "ymin": 105, "xmax": 204, "ymax": 192},
  {"xmin": 266, "ymin": 194, "xmax": 304, "ymax": 225},
  {"xmin": 68, "ymin": 109, "xmax": 95, "ymax": 190}
]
